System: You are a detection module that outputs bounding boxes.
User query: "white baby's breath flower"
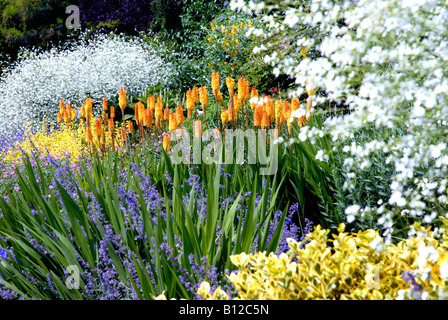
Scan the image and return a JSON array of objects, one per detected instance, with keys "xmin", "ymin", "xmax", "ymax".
[{"xmin": 0, "ymin": 33, "xmax": 173, "ymax": 137}]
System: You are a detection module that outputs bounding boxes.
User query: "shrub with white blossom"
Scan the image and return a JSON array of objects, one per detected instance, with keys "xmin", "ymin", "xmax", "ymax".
[
  {"xmin": 0, "ymin": 33, "xmax": 174, "ymax": 137},
  {"xmin": 230, "ymin": 0, "xmax": 448, "ymax": 242}
]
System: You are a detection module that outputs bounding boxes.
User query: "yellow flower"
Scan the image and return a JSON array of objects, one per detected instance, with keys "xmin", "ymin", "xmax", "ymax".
[{"xmin": 300, "ymin": 47, "xmax": 309, "ymax": 57}]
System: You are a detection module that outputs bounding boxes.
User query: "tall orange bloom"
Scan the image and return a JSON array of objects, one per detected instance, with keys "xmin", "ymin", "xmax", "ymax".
[
  {"xmin": 135, "ymin": 105, "xmax": 140, "ymax": 126},
  {"xmin": 80, "ymin": 104, "xmax": 86, "ymax": 119},
  {"xmin": 186, "ymin": 89, "xmax": 195, "ymax": 116},
  {"xmin": 119, "ymin": 87, "xmax": 127, "ymax": 114},
  {"xmin": 59, "ymin": 99, "xmax": 65, "ymax": 113},
  {"xmin": 95, "ymin": 118, "xmax": 103, "ymax": 140},
  {"xmin": 121, "ymin": 126, "xmax": 127, "ymax": 143},
  {"xmin": 86, "ymin": 126, "xmax": 93, "ymax": 142},
  {"xmin": 261, "ymin": 110, "xmax": 270, "ymax": 129},
  {"xmin": 176, "ymin": 104, "xmax": 184, "ymax": 127},
  {"xmin": 199, "ymin": 86, "xmax": 208, "ymax": 112},
  {"xmin": 163, "ymin": 133, "xmax": 170, "ymax": 152},
  {"xmin": 211, "ymin": 71, "xmax": 220, "ymax": 96},
  {"xmin": 221, "ymin": 109, "xmax": 229, "ymax": 125},
  {"xmin": 169, "ymin": 113, "xmax": 177, "ymax": 132},
  {"xmin": 108, "ymin": 119, "xmax": 115, "ymax": 137},
  {"xmin": 254, "ymin": 106, "xmax": 264, "ymax": 127},
  {"xmin": 194, "ymin": 119, "xmax": 203, "ymax": 138},
  {"xmin": 147, "ymin": 108, "xmax": 153, "ymax": 127},
  {"xmin": 148, "ymin": 96, "xmax": 155, "ymax": 110},
  {"xmin": 233, "ymin": 95, "xmax": 241, "ymax": 119},
  {"xmin": 192, "ymin": 86, "xmax": 199, "ymax": 104},
  {"xmin": 226, "ymin": 76, "xmax": 235, "ymax": 98},
  {"xmin": 85, "ymin": 98, "xmax": 93, "ymax": 120}
]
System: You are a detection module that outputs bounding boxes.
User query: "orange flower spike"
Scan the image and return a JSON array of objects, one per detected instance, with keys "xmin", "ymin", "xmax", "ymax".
[
  {"xmin": 157, "ymin": 96, "xmax": 163, "ymax": 110},
  {"xmin": 134, "ymin": 102, "xmax": 144, "ymax": 125},
  {"xmin": 155, "ymin": 103, "xmax": 163, "ymax": 122},
  {"xmin": 134, "ymin": 105, "xmax": 140, "ymax": 126},
  {"xmin": 176, "ymin": 104, "xmax": 184, "ymax": 127},
  {"xmin": 121, "ymin": 126, "xmax": 127, "ymax": 143},
  {"xmin": 291, "ymin": 98, "xmax": 300, "ymax": 111},
  {"xmin": 119, "ymin": 87, "xmax": 127, "ymax": 114},
  {"xmin": 163, "ymin": 133, "xmax": 171, "ymax": 152},
  {"xmin": 233, "ymin": 95, "xmax": 241, "ymax": 119},
  {"xmin": 59, "ymin": 99, "xmax": 65, "ymax": 113},
  {"xmin": 57, "ymin": 111, "xmax": 62, "ymax": 124},
  {"xmin": 199, "ymin": 86, "xmax": 208, "ymax": 112},
  {"xmin": 86, "ymin": 126, "xmax": 93, "ymax": 142},
  {"xmin": 282, "ymin": 100, "xmax": 291, "ymax": 120},
  {"xmin": 95, "ymin": 118, "xmax": 103, "ymax": 140},
  {"xmin": 261, "ymin": 110, "xmax": 270, "ymax": 129},
  {"xmin": 186, "ymin": 90, "xmax": 194, "ymax": 112},
  {"xmin": 237, "ymin": 78, "xmax": 245, "ymax": 101},
  {"xmin": 217, "ymin": 91, "xmax": 224, "ymax": 107},
  {"xmin": 221, "ymin": 109, "xmax": 229, "ymax": 125},
  {"xmin": 266, "ymin": 98, "xmax": 275, "ymax": 123},
  {"xmin": 211, "ymin": 71, "xmax": 220, "ymax": 96},
  {"xmin": 226, "ymin": 76, "xmax": 235, "ymax": 97},
  {"xmin": 128, "ymin": 120, "xmax": 134, "ymax": 134},
  {"xmin": 71, "ymin": 109, "xmax": 77, "ymax": 122},
  {"xmin": 194, "ymin": 119, "xmax": 203, "ymax": 138},
  {"xmin": 80, "ymin": 104, "xmax": 86, "ymax": 119},
  {"xmin": 147, "ymin": 108, "xmax": 153, "ymax": 127},
  {"xmin": 64, "ymin": 110, "xmax": 70, "ymax": 124},
  {"xmin": 103, "ymin": 97, "xmax": 108, "ymax": 111},
  {"xmin": 142, "ymin": 107, "xmax": 148, "ymax": 127},
  {"xmin": 243, "ymin": 78, "xmax": 250, "ymax": 103},
  {"xmin": 108, "ymin": 119, "xmax": 115, "ymax": 136},
  {"xmin": 192, "ymin": 86, "xmax": 199, "ymax": 104},
  {"xmin": 254, "ymin": 106, "xmax": 263, "ymax": 127},
  {"xmin": 110, "ymin": 106, "xmax": 115, "ymax": 120},
  {"xmin": 85, "ymin": 98, "xmax": 93, "ymax": 118},
  {"xmin": 169, "ymin": 113, "xmax": 177, "ymax": 132},
  {"xmin": 251, "ymin": 87, "xmax": 258, "ymax": 100},
  {"xmin": 164, "ymin": 107, "xmax": 170, "ymax": 123},
  {"xmin": 66, "ymin": 103, "xmax": 72, "ymax": 115},
  {"xmin": 148, "ymin": 96, "xmax": 155, "ymax": 110}
]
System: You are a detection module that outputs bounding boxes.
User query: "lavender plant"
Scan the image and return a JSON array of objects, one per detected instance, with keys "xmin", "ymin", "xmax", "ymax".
[{"xmin": 0, "ymin": 148, "xmax": 307, "ymax": 299}]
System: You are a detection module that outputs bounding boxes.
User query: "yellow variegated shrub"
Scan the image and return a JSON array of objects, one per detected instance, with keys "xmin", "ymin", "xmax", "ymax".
[{"xmin": 196, "ymin": 219, "xmax": 448, "ymax": 300}]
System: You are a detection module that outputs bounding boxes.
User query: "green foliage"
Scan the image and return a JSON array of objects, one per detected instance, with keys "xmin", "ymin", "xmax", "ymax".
[
  {"xmin": 0, "ymin": 143, "xmax": 290, "ymax": 299},
  {"xmin": 0, "ymin": 0, "xmax": 72, "ymax": 60}
]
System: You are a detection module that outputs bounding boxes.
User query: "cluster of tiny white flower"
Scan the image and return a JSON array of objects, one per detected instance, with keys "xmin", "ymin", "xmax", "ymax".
[
  {"xmin": 231, "ymin": 0, "xmax": 448, "ymax": 241},
  {"xmin": 0, "ymin": 33, "xmax": 174, "ymax": 137}
]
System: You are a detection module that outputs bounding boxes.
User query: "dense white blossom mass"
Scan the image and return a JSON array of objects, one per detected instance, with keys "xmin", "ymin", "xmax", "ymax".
[
  {"xmin": 0, "ymin": 33, "xmax": 173, "ymax": 137},
  {"xmin": 231, "ymin": 0, "xmax": 448, "ymax": 242}
]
